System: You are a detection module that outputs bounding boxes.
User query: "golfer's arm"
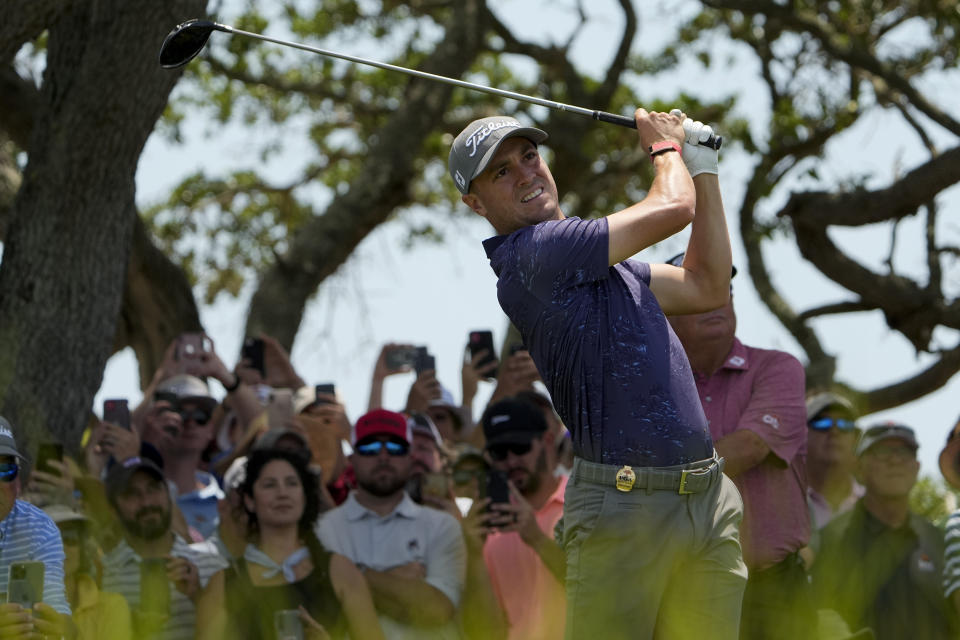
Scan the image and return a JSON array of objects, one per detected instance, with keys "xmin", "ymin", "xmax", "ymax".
[
  {"xmin": 606, "ymin": 152, "xmax": 695, "ymax": 266},
  {"xmin": 649, "ymin": 173, "xmax": 731, "ymax": 314}
]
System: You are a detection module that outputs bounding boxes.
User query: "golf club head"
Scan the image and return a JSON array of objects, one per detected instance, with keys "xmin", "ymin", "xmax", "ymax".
[{"xmin": 158, "ymin": 19, "xmax": 219, "ymax": 69}]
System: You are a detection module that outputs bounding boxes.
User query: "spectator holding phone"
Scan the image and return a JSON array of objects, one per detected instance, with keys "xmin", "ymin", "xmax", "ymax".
[
  {"xmin": 197, "ymin": 449, "xmax": 384, "ymax": 640},
  {"xmin": 474, "ymin": 398, "xmax": 566, "ymax": 640},
  {"xmin": 43, "ymin": 503, "xmax": 133, "ymax": 640},
  {"xmin": 100, "ymin": 456, "xmax": 227, "ymax": 640},
  {"xmin": 317, "ymin": 410, "xmax": 466, "ymax": 639},
  {"xmin": 368, "ymin": 343, "xmax": 419, "ymax": 412},
  {"xmin": 0, "ymin": 418, "xmax": 76, "ymax": 639},
  {"xmin": 152, "ymin": 374, "xmax": 225, "ymax": 539}
]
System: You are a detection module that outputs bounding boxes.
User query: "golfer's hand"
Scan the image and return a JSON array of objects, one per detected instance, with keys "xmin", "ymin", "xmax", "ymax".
[
  {"xmin": 670, "ymin": 109, "xmax": 718, "ymax": 177},
  {"xmin": 634, "ymin": 108, "xmax": 685, "ymax": 154}
]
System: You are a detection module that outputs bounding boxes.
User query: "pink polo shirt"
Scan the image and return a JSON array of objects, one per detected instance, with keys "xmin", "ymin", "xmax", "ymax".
[
  {"xmin": 694, "ymin": 338, "xmax": 810, "ymax": 570},
  {"xmin": 484, "ymin": 474, "xmax": 568, "ymax": 640}
]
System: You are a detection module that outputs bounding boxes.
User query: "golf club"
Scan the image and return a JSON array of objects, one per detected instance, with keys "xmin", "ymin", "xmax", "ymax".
[{"xmin": 159, "ymin": 19, "xmax": 721, "ymax": 149}]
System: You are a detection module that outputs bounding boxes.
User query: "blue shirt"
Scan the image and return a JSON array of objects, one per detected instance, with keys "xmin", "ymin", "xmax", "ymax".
[
  {"xmin": 174, "ymin": 471, "xmax": 223, "ymax": 540},
  {"xmin": 483, "ymin": 216, "xmax": 712, "ymax": 466},
  {"xmin": 0, "ymin": 500, "xmax": 71, "ymax": 614}
]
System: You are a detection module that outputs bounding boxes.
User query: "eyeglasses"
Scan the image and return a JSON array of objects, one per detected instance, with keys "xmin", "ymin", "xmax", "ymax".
[
  {"xmin": 808, "ymin": 417, "xmax": 856, "ymax": 431},
  {"xmin": 178, "ymin": 409, "xmax": 210, "ymax": 425},
  {"xmin": 0, "ymin": 462, "xmax": 19, "ymax": 483},
  {"xmin": 355, "ymin": 440, "xmax": 409, "ymax": 457},
  {"xmin": 487, "ymin": 442, "xmax": 533, "ymax": 461}
]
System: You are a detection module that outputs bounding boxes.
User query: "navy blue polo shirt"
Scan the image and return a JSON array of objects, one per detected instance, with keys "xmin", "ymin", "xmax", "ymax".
[{"xmin": 483, "ymin": 216, "xmax": 712, "ymax": 467}]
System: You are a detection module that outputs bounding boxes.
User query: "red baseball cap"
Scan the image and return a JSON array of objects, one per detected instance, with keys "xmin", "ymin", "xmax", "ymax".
[{"xmin": 352, "ymin": 409, "xmax": 411, "ymax": 446}]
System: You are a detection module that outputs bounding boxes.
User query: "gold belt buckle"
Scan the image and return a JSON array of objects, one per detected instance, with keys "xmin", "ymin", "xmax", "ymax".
[
  {"xmin": 678, "ymin": 465, "xmax": 710, "ymax": 495},
  {"xmin": 616, "ymin": 465, "xmax": 636, "ymax": 492}
]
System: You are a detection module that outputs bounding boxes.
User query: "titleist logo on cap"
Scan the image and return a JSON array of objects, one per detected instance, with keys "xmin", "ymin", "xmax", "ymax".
[{"xmin": 464, "ymin": 120, "xmax": 521, "ymax": 158}]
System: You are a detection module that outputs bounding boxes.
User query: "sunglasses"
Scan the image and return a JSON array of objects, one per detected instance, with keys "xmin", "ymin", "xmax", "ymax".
[
  {"xmin": 60, "ymin": 528, "xmax": 83, "ymax": 546},
  {"xmin": 487, "ymin": 442, "xmax": 533, "ymax": 461},
  {"xmin": 355, "ymin": 440, "xmax": 409, "ymax": 457},
  {"xmin": 0, "ymin": 462, "xmax": 19, "ymax": 483},
  {"xmin": 808, "ymin": 417, "xmax": 856, "ymax": 431},
  {"xmin": 178, "ymin": 409, "xmax": 211, "ymax": 425}
]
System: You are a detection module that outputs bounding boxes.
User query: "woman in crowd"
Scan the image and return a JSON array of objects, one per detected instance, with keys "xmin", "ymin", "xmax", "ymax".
[
  {"xmin": 43, "ymin": 503, "xmax": 133, "ymax": 640},
  {"xmin": 196, "ymin": 448, "xmax": 384, "ymax": 640}
]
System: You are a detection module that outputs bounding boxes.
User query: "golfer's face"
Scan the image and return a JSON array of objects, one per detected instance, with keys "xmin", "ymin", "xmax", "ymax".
[{"xmin": 467, "ymin": 138, "xmax": 561, "ymax": 234}]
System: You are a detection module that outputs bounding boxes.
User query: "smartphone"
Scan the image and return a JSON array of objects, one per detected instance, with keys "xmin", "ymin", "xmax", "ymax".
[
  {"xmin": 176, "ymin": 332, "xmax": 209, "ymax": 359},
  {"xmin": 140, "ymin": 558, "xmax": 171, "ymax": 616},
  {"xmin": 266, "ymin": 389, "xmax": 295, "ymax": 429},
  {"xmin": 314, "ymin": 383, "xmax": 336, "ymax": 406},
  {"xmin": 7, "ymin": 561, "xmax": 44, "ymax": 610},
  {"xmin": 241, "ymin": 337, "xmax": 266, "ymax": 377},
  {"xmin": 274, "ymin": 609, "xmax": 304, "ymax": 640},
  {"xmin": 384, "ymin": 346, "xmax": 419, "ymax": 371},
  {"xmin": 468, "ymin": 330, "xmax": 498, "ymax": 378},
  {"xmin": 35, "ymin": 442, "xmax": 64, "ymax": 475},
  {"xmin": 483, "ymin": 469, "xmax": 510, "ymax": 506},
  {"xmin": 153, "ymin": 390, "xmax": 179, "ymax": 408},
  {"xmin": 103, "ymin": 398, "xmax": 131, "ymax": 430},
  {"xmin": 415, "ymin": 349, "xmax": 436, "ymax": 376}
]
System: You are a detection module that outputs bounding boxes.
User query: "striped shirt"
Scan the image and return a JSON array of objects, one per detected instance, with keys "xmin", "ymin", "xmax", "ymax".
[
  {"xmin": 943, "ymin": 509, "xmax": 960, "ymax": 597},
  {"xmin": 102, "ymin": 534, "xmax": 227, "ymax": 640},
  {"xmin": 0, "ymin": 499, "xmax": 71, "ymax": 614}
]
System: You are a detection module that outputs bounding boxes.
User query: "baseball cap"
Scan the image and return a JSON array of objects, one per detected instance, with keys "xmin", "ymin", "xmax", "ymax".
[
  {"xmin": 666, "ymin": 252, "xmax": 737, "ymax": 279},
  {"xmin": 156, "ymin": 374, "xmax": 217, "ymax": 413},
  {"xmin": 482, "ymin": 397, "xmax": 547, "ymax": 447},
  {"xmin": 448, "ymin": 116, "xmax": 548, "ymax": 195},
  {"xmin": 0, "ymin": 416, "xmax": 24, "ymax": 460},
  {"xmin": 938, "ymin": 416, "xmax": 960, "ymax": 489},
  {"xmin": 806, "ymin": 391, "xmax": 856, "ymax": 421},
  {"xmin": 408, "ymin": 413, "xmax": 443, "ymax": 447},
  {"xmin": 855, "ymin": 422, "xmax": 918, "ymax": 458},
  {"xmin": 352, "ymin": 409, "xmax": 411, "ymax": 446},
  {"xmin": 104, "ymin": 455, "xmax": 166, "ymax": 502}
]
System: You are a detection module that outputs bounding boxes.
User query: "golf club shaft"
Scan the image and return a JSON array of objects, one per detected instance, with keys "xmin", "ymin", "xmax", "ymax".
[{"xmin": 212, "ymin": 23, "xmax": 721, "ymax": 149}]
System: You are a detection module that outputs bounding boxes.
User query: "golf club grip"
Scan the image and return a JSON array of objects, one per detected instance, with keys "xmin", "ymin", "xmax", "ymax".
[{"xmin": 593, "ymin": 110, "xmax": 723, "ymax": 150}]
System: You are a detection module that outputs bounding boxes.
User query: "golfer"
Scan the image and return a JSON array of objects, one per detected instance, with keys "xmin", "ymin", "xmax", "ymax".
[{"xmin": 448, "ymin": 110, "xmax": 746, "ymax": 639}]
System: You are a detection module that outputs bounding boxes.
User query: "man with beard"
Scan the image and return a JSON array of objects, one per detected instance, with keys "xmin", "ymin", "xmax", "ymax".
[
  {"xmin": 317, "ymin": 409, "xmax": 466, "ymax": 639},
  {"xmin": 474, "ymin": 397, "xmax": 567, "ymax": 639},
  {"xmin": 101, "ymin": 456, "xmax": 227, "ymax": 640}
]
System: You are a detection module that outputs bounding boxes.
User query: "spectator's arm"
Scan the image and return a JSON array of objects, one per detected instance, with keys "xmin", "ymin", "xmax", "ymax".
[
  {"xmin": 459, "ymin": 499, "xmax": 509, "ymax": 640},
  {"xmin": 713, "ymin": 430, "xmax": 770, "ymax": 478},
  {"xmin": 404, "ymin": 370, "xmax": 441, "ymax": 415},
  {"xmin": 329, "ymin": 554, "xmax": 386, "ymax": 640},
  {"xmin": 194, "ymin": 569, "xmax": 229, "ymax": 640},
  {"xmin": 716, "ymin": 351, "xmax": 806, "ymax": 478},
  {"xmin": 368, "ymin": 343, "xmax": 415, "ymax": 411},
  {"xmin": 37, "ymin": 517, "xmax": 71, "ymax": 615},
  {"xmin": 364, "ymin": 563, "xmax": 455, "ymax": 627}
]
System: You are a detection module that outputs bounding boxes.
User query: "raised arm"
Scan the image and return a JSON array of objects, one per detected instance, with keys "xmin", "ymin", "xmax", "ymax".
[
  {"xmin": 606, "ymin": 108, "xmax": 695, "ymax": 266},
  {"xmin": 648, "ymin": 115, "xmax": 731, "ymax": 315}
]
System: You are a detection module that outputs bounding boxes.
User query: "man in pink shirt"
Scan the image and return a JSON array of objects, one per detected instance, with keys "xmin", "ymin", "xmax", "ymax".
[
  {"xmin": 667, "ymin": 255, "xmax": 812, "ymax": 640},
  {"xmin": 476, "ymin": 397, "xmax": 567, "ymax": 640}
]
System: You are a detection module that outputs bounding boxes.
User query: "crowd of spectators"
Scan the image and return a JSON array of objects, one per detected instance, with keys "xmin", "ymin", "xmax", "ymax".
[{"xmin": 1, "ymin": 324, "xmax": 958, "ymax": 639}]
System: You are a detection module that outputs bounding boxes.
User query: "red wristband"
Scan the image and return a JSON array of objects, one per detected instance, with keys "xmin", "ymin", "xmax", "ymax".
[{"xmin": 648, "ymin": 141, "xmax": 682, "ymax": 159}]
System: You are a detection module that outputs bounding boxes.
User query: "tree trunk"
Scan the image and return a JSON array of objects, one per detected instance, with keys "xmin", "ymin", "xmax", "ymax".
[{"xmin": 0, "ymin": 0, "xmax": 205, "ymax": 457}]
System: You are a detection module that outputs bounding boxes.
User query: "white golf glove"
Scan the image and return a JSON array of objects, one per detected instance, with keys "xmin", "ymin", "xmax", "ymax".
[{"xmin": 670, "ymin": 109, "xmax": 718, "ymax": 177}]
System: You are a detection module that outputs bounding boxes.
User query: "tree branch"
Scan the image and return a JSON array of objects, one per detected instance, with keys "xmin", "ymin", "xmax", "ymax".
[
  {"xmin": 0, "ymin": 67, "xmax": 41, "ymax": 148},
  {"xmin": 0, "ymin": 0, "xmax": 72, "ymax": 65},
  {"xmin": 860, "ymin": 343, "xmax": 960, "ymax": 413}
]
